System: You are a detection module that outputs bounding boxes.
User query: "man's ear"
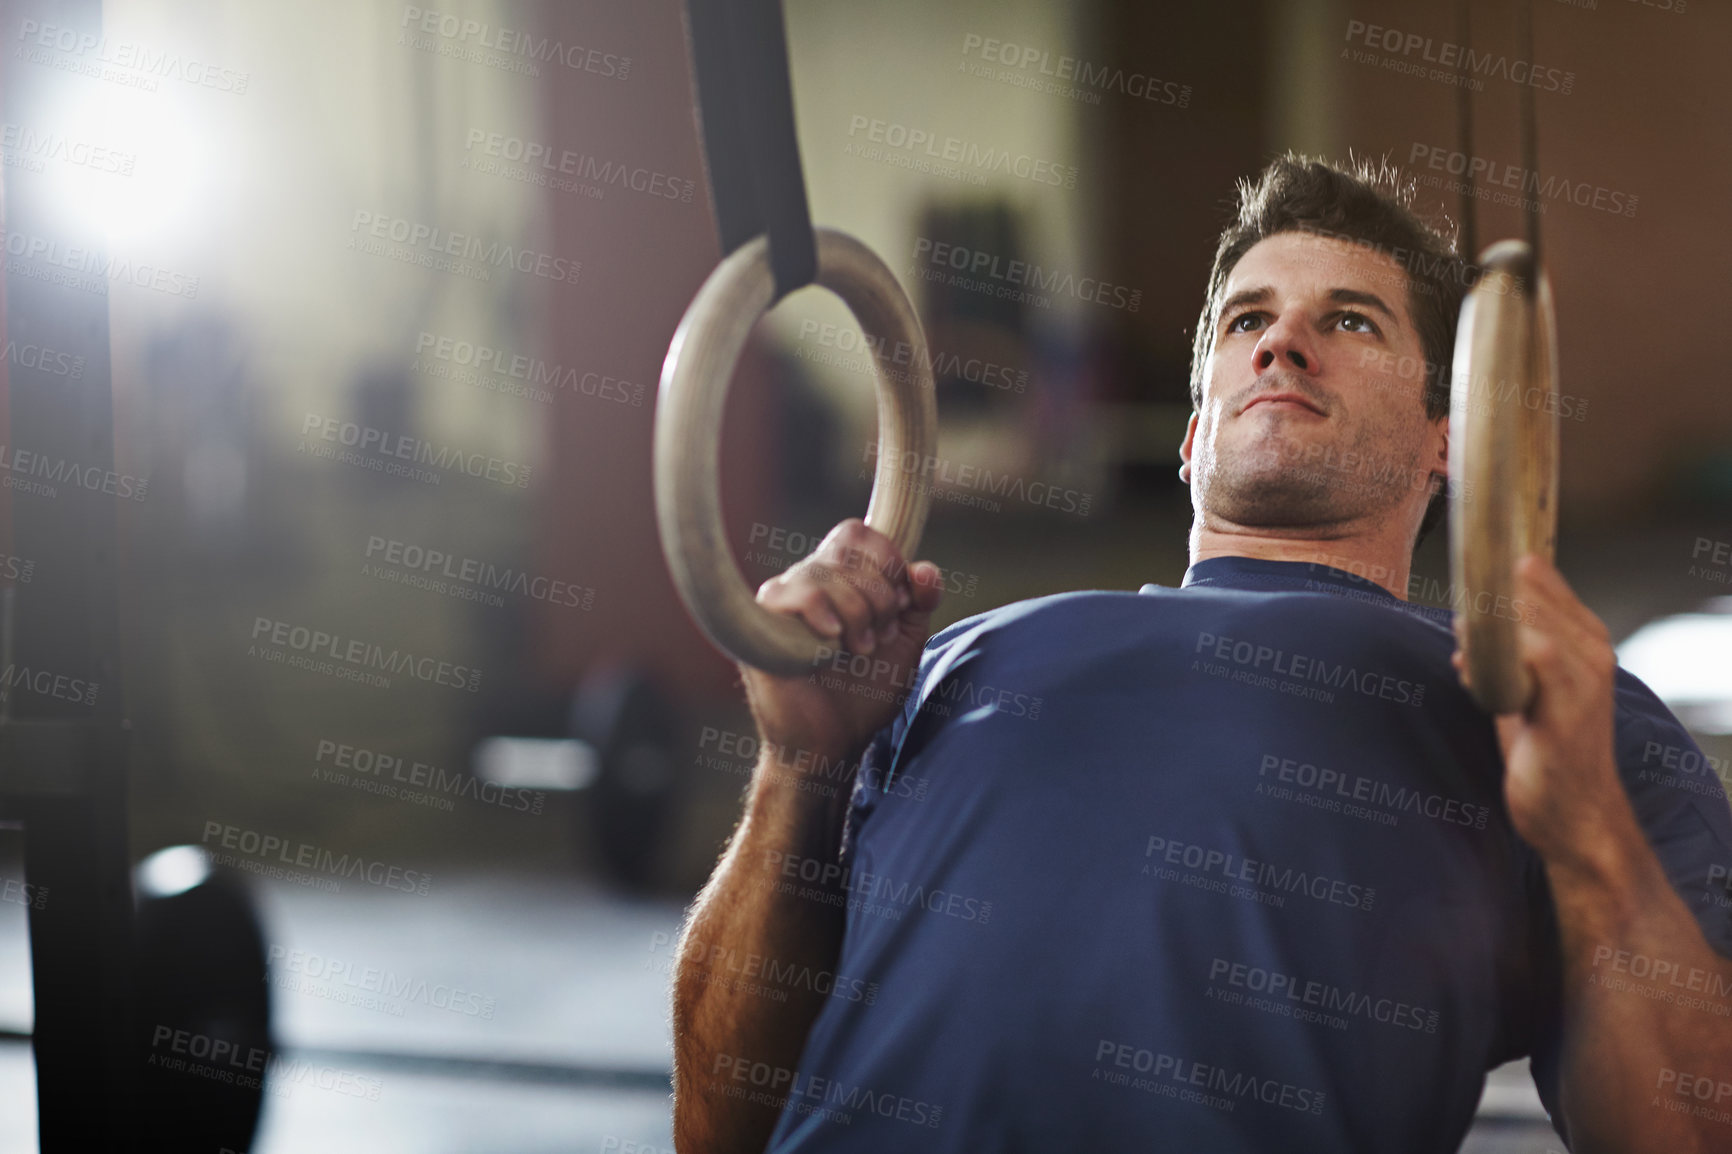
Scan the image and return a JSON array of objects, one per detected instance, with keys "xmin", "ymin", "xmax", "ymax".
[{"xmin": 1178, "ymin": 410, "xmax": 1199, "ymax": 483}]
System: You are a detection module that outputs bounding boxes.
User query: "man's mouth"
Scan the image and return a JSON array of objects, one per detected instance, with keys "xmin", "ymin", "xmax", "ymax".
[{"xmin": 1242, "ymin": 392, "xmax": 1325, "ymax": 416}]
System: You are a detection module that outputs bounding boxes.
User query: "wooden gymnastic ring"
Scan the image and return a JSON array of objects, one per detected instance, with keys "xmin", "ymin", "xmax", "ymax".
[
  {"xmin": 1448, "ymin": 239, "xmax": 1560, "ymax": 714},
  {"xmin": 654, "ymin": 227, "xmax": 937, "ymax": 677}
]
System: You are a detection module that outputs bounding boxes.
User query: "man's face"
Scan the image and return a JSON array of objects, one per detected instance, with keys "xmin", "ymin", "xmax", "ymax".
[{"xmin": 1180, "ymin": 231, "xmax": 1447, "ymax": 535}]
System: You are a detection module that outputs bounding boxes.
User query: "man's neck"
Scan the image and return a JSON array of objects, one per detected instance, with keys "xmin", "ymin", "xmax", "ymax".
[{"xmin": 1188, "ymin": 521, "xmax": 1418, "ymax": 601}]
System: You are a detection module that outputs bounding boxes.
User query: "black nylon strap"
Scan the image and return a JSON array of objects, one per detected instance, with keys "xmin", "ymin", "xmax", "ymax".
[
  {"xmin": 1516, "ymin": 0, "xmax": 1541, "ymax": 270},
  {"xmin": 1453, "ymin": 0, "xmax": 1476, "ymax": 260},
  {"xmin": 684, "ymin": 0, "xmax": 816, "ymax": 301}
]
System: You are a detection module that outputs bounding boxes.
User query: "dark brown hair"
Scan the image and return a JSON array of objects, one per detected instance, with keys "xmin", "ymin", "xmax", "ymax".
[{"xmin": 1189, "ymin": 153, "xmax": 1471, "ymax": 549}]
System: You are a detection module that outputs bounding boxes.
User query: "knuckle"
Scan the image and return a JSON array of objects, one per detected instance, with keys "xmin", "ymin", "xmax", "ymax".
[
  {"xmin": 832, "ymin": 518, "xmax": 869, "ymax": 543},
  {"xmin": 757, "ymin": 575, "xmax": 792, "ymax": 604}
]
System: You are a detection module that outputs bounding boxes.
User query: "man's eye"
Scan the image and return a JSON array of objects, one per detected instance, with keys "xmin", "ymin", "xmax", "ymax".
[
  {"xmin": 1226, "ymin": 313, "xmax": 1264, "ymax": 333},
  {"xmin": 1337, "ymin": 312, "xmax": 1378, "ymax": 334}
]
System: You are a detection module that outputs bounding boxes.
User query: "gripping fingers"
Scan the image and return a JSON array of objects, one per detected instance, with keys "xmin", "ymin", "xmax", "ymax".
[
  {"xmin": 818, "ymin": 521, "xmax": 914, "ymax": 641},
  {"xmin": 756, "ymin": 572, "xmax": 845, "ymax": 642},
  {"xmin": 817, "ymin": 578, "xmax": 881, "ymax": 655}
]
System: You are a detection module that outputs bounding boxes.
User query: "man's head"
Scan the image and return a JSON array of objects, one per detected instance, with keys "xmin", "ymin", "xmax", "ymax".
[{"xmin": 1180, "ymin": 153, "xmax": 1470, "ymax": 552}]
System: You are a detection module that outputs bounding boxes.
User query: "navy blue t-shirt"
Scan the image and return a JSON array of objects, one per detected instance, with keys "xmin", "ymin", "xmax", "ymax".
[{"xmin": 763, "ymin": 556, "xmax": 1732, "ymax": 1153}]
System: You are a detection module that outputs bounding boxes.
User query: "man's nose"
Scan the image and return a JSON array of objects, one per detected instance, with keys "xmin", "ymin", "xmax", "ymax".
[{"xmin": 1253, "ymin": 313, "xmax": 1320, "ymax": 375}]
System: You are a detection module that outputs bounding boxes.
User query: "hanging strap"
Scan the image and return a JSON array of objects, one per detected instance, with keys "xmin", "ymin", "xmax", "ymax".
[
  {"xmin": 1455, "ymin": 0, "xmax": 1542, "ymax": 274},
  {"xmin": 1453, "ymin": 0, "xmax": 1477, "ymax": 260},
  {"xmin": 1516, "ymin": 0, "xmax": 1541, "ymax": 270},
  {"xmin": 684, "ymin": 0, "xmax": 816, "ymax": 302}
]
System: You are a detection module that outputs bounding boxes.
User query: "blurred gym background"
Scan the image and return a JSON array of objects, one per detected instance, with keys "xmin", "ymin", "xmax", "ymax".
[{"xmin": 0, "ymin": 0, "xmax": 1726, "ymax": 1150}]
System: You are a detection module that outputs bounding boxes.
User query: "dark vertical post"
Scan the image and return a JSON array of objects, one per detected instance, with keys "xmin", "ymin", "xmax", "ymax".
[{"xmin": 0, "ymin": 0, "xmax": 136, "ymax": 1147}]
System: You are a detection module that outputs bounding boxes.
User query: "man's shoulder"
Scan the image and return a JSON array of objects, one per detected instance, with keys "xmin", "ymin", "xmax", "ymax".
[
  {"xmin": 924, "ymin": 589, "xmax": 1142, "ymax": 650},
  {"xmin": 923, "ymin": 582, "xmax": 1459, "ymax": 658}
]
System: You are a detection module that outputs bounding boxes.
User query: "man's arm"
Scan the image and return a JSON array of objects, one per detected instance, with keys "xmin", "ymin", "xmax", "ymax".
[
  {"xmin": 670, "ymin": 520, "xmax": 945, "ymax": 1153},
  {"xmin": 1456, "ymin": 554, "xmax": 1732, "ymax": 1153},
  {"xmin": 1546, "ymin": 805, "xmax": 1732, "ymax": 1154},
  {"xmin": 671, "ymin": 747, "xmax": 856, "ymax": 1153}
]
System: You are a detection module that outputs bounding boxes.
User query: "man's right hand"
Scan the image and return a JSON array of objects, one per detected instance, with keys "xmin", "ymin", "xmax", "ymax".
[{"xmin": 741, "ymin": 518, "xmax": 947, "ymax": 763}]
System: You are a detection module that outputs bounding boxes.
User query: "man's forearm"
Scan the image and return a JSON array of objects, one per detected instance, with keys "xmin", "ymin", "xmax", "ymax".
[
  {"xmin": 1548, "ymin": 805, "xmax": 1732, "ymax": 1154},
  {"xmin": 672, "ymin": 751, "xmax": 857, "ymax": 1154}
]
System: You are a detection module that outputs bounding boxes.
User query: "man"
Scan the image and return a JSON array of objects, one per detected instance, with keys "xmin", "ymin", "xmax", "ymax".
[{"xmin": 671, "ymin": 154, "xmax": 1732, "ymax": 1152}]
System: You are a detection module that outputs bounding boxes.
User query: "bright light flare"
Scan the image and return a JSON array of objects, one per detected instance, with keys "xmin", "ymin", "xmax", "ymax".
[
  {"xmin": 1617, "ymin": 601, "xmax": 1732, "ymax": 735},
  {"xmin": 34, "ymin": 83, "xmax": 209, "ymax": 249}
]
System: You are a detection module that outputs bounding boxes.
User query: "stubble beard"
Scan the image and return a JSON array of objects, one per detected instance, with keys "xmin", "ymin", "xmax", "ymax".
[{"xmin": 1197, "ymin": 409, "xmax": 1429, "ymax": 532}]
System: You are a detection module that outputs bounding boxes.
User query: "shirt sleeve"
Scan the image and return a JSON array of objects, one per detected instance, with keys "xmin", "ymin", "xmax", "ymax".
[
  {"xmin": 835, "ymin": 610, "xmax": 1004, "ymax": 872},
  {"xmin": 1528, "ymin": 669, "xmax": 1732, "ymax": 1142}
]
